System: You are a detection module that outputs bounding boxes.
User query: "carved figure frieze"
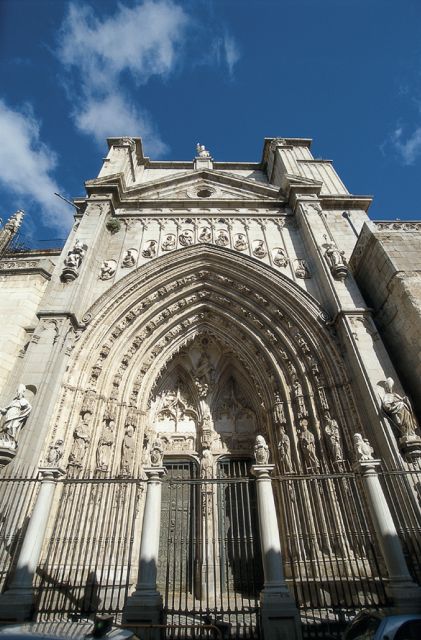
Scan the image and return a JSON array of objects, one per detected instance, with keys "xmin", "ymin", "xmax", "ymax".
[
  {"xmin": 68, "ymin": 416, "xmax": 91, "ymax": 475},
  {"xmin": 254, "ymin": 434, "xmax": 270, "ymax": 465},
  {"xmin": 272, "ymin": 247, "xmax": 289, "ymax": 267},
  {"xmin": 99, "ymin": 259, "xmax": 117, "ymax": 280},
  {"xmin": 122, "ymin": 248, "xmax": 137, "ymax": 267},
  {"xmin": 199, "ymin": 226, "xmax": 212, "ymax": 243},
  {"xmin": 179, "ymin": 229, "xmax": 194, "ymax": 246},
  {"xmin": 252, "ymin": 240, "xmax": 267, "ymax": 258},
  {"xmin": 295, "ymin": 259, "xmax": 311, "ymax": 279},
  {"xmin": 233, "ymin": 233, "xmax": 248, "ymax": 251},
  {"xmin": 278, "ymin": 426, "xmax": 293, "ymax": 473},
  {"xmin": 354, "ymin": 433, "xmax": 374, "ymax": 461},
  {"xmin": 61, "ymin": 239, "xmax": 87, "ymax": 282},
  {"xmin": 142, "ymin": 240, "xmax": 157, "ymax": 258},
  {"xmin": 96, "ymin": 419, "xmax": 115, "ymax": 472},
  {"xmin": 47, "ymin": 439, "xmax": 64, "ymax": 466},
  {"xmin": 162, "ymin": 233, "xmax": 176, "ymax": 251},
  {"xmin": 214, "ymin": 229, "xmax": 229, "ymax": 247},
  {"xmin": 298, "ymin": 420, "xmax": 319, "ymax": 471},
  {"xmin": 0, "ymin": 384, "xmax": 32, "ymax": 450}
]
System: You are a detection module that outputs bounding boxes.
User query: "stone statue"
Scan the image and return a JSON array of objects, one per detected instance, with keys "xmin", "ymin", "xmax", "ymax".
[
  {"xmin": 277, "ymin": 426, "xmax": 293, "ymax": 473},
  {"xmin": 295, "ymin": 259, "xmax": 311, "ymax": 279},
  {"xmin": 200, "ymin": 449, "xmax": 215, "ymax": 479},
  {"xmin": 162, "ymin": 233, "xmax": 176, "ymax": 251},
  {"xmin": 196, "ymin": 143, "xmax": 210, "ymax": 158},
  {"xmin": 253, "ymin": 240, "xmax": 267, "ymax": 258},
  {"xmin": 149, "ymin": 436, "xmax": 164, "ymax": 467},
  {"xmin": 122, "ymin": 248, "xmax": 137, "ymax": 267},
  {"xmin": 96, "ymin": 420, "xmax": 115, "ymax": 472},
  {"xmin": 199, "ymin": 226, "xmax": 211, "ymax": 243},
  {"xmin": 120, "ymin": 424, "xmax": 136, "ymax": 476},
  {"xmin": 354, "ymin": 433, "xmax": 374, "ymax": 461},
  {"xmin": 324, "ymin": 413, "xmax": 343, "ymax": 462},
  {"xmin": 194, "ymin": 351, "xmax": 214, "ymax": 397},
  {"xmin": 99, "ymin": 260, "xmax": 116, "ymax": 280},
  {"xmin": 142, "ymin": 240, "xmax": 157, "ymax": 258},
  {"xmin": 0, "ymin": 384, "xmax": 32, "ymax": 447},
  {"xmin": 215, "ymin": 229, "xmax": 229, "ymax": 247},
  {"xmin": 299, "ymin": 420, "xmax": 319, "ymax": 470},
  {"xmin": 273, "ymin": 247, "xmax": 289, "ymax": 268},
  {"xmin": 234, "ymin": 233, "xmax": 248, "ymax": 251},
  {"xmin": 324, "ymin": 240, "xmax": 348, "ymax": 279},
  {"xmin": 273, "ymin": 392, "xmax": 286, "ymax": 425},
  {"xmin": 47, "ymin": 439, "xmax": 64, "ymax": 466},
  {"xmin": 179, "ymin": 229, "xmax": 193, "ymax": 246},
  {"xmin": 254, "ymin": 435, "xmax": 270, "ymax": 465},
  {"xmin": 68, "ymin": 420, "xmax": 91, "ymax": 470},
  {"xmin": 381, "ymin": 377, "xmax": 418, "ymax": 439},
  {"xmin": 64, "ymin": 239, "xmax": 86, "ymax": 270}
]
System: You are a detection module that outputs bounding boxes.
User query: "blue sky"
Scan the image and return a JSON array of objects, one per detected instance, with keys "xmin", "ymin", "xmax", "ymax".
[{"xmin": 1, "ymin": 0, "xmax": 421, "ymax": 246}]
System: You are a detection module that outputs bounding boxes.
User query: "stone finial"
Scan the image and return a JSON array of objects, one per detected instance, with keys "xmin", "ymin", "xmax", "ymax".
[
  {"xmin": 254, "ymin": 434, "xmax": 270, "ymax": 465},
  {"xmin": 196, "ymin": 143, "xmax": 211, "ymax": 158},
  {"xmin": 354, "ymin": 433, "xmax": 374, "ymax": 461}
]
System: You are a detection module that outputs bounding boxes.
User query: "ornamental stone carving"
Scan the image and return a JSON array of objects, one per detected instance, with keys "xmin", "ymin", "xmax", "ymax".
[
  {"xmin": 298, "ymin": 420, "xmax": 319, "ymax": 470},
  {"xmin": 254, "ymin": 435, "xmax": 270, "ymax": 465},
  {"xmin": 99, "ymin": 260, "xmax": 117, "ymax": 280},
  {"xmin": 149, "ymin": 436, "xmax": 164, "ymax": 467},
  {"xmin": 199, "ymin": 226, "xmax": 211, "ymax": 243},
  {"xmin": 61, "ymin": 239, "xmax": 87, "ymax": 282},
  {"xmin": 179, "ymin": 229, "xmax": 193, "ymax": 246},
  {"xmin": 295, "ymin": 259, "xmax": 311, "ymax": 279},
  {"xmin": 278, "ymin": 426, "xmax": 293, "ymax": 473},
  {"xmin": 47, "ymin": 439, "xmax": 64, "ymax": 466},
  {"xmin": 323, "ymin": 238, "xmax": 348, "ymax": 280},
  {"xmin": 162, "ymin": 233, "xmax": 176, "ymax": 251},
  {"xmin": 142, "ymin": 240, "xmax": 157, "ymax": 259},
  {"xmin": 233, "ymin": 233, "xmax": 248, "ymax": 251},
  {"xmin": 252, "ymin": 240, "xmax": 267, "ymax": 258},
  {"xmin": 324, "ymin": 413, "xmax": 343, "ymax": 464},
  {"xmin": 122, "ymin": 248, "xmax": 137, "ymax": 267},
  {"xmin": 96, "ymin": 419, "xmax": 115, "ymax": 472},
  {"xmin": 68, "ymin": 417, "xmax": 91, "ymax": 475},
  {"xmin": 272, "ymin": 247, "xmax": 289, "ymax": 268},
  {"xmin": 354, "ymin": 433, "xmax": 374, "ymax": 461},
  {"xmin": 200, "ymin": 449, "xmax": 215, "ymax": 479},
  {"xmin": 215, "ymin": 229, "xmax": 229, "ymax": 247},
  {"xmin": 120, "ymin": 423, "xmax": 136, "ymax": 477},
  {"xmin": 0, "ymin": 384, "xmax": 32, "ymax": 450},
  {"xmin": 196, "ymin": 143, "xmax": 211, "ymax": 158},
  {"xmin": 381, "ymin": 377, "xmax": 421, "ymax": 460}
]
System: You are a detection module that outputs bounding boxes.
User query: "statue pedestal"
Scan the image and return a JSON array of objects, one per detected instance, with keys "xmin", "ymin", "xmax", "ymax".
[
  {"xmin": 60, "ymin": 266, "xmax": 78, "ymax": 282},
  {"xmin": 399, "ymin": 434, "xmax": 421, "ymax": 462},
  {"xmin": 0, "ymin": 443, "xmax": 16, "ymax": 468}
]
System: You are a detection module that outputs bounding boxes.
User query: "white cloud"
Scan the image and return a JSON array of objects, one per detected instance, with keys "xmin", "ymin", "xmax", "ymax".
[
  {"xmin": 0, "ymin": 100, "xmax": 73, "ymax": 232},
  {"xmin": 76, "ymin": 94, "xmax": 168, "ymax": 156},
  {"xmin": 57, "ymin": 0, "xmax": 190, "ymax": 154},
  {"xmin": 391, "ymin": 126, "xmax": 421, "ymax": 165},
  {"xmin": 223, "ymin": 33, "xmax": 241, "ymax": 77}
]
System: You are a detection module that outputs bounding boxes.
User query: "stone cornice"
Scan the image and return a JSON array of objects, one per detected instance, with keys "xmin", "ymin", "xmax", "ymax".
[{"xmin": 0, "ymin": 256, "xmax": 56, "ymax": 280}]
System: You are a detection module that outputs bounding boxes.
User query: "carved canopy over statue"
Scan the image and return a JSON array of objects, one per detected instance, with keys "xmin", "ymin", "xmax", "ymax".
[{"xmin": 0, "ymin": 384, "xmax": 32, "ymax": 449}]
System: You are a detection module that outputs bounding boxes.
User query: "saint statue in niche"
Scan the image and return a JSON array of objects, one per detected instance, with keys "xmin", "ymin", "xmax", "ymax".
[
  {"xmin": 381, "ymin": 377, "xmax": 419, "ymax": 439},
  {"xmin": 0, "ymin": 384, "xmax": 32, "ymax": 448},
  {"xmin": 324, "ymin": 412, "xmax": 343, "ymax": 462},
  {"xmin": 278, "ymin": 426, "xmax": 293, "ymax": 473},
  {"xmin": 298, "ymin": 420, "xmax": 319, "ymax": 470},
  {"xmin": 200, "ymin": 449, "xmax": 215, "ymax": 479},
  {"xmin": 120, "ymin": 424, "xmax": 136, "ymax": 476},
  {"xmin": 96, "ymin": 420, "xmax": 115, "ymax": 472}
]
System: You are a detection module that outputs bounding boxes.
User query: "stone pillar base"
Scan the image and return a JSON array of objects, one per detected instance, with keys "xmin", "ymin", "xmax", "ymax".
[
  {"xmin": 0, "ymin": 588, "xmax": 34, "ymax": 621},
  {"xmin": 385, "ymin": 579, "xmax": 421, "ymax": 614},
  {"xmin": 123, "ymin": 588, "xmax": 162, "ymax": 636},
  {"xmin": 260, "ymin": 586, "xmax": 302, "ymax": 640}
]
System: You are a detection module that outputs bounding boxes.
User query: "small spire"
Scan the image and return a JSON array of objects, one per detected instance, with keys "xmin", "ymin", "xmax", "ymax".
[{"xmin": 5, "ymin": 210, "xmax": 24, "ymax": 233}]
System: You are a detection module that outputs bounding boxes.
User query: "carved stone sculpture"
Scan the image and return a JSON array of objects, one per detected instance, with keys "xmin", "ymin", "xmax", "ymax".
[
  {"xmin": 196, "ymin": 143, "xmax": 210, "ymax": 158},
  {"xmin": 295, "ymin": 259, "xmax": 311, "ymax": 279},
  {"xmin": 62, "ymin": 239, "xmax": 87, "ymax": 282},
  {"xmin": 324, "ymin": 241, "xmax": 348, "ymax": 280},
  {"xmin": 273, "ymin": 247, "xmax": 289, "ymax": 268},
  {"xmin": 381, "ymin": 377, "xmax": 418, "ymax": 438},
  {"xmin": 299, "ymin": 420, "xmax": 319, "ymax": 470},
  {"xmin": 162, "ymin": 233, "xmax": 176, "ymax": 251},
  {"xmin": 252, "ymin": 240, "xmax": 267, "ymax": 258},
  {"xmin": 96, "ymin": 420, "xmax": 115, "ymax": 472},
  {"xmin": 99, "ymin": 260, "xmax": 117, "ymax": 280},
  {"xmin": 149, "ymin": 436, "xmax": 164, "ymax": 467},
  {"xmin": 234, "ymin": 233, "xmax": 248, "ymax": 251},
  {"xmin": 215, "ymin": 229, "xmax": 229, "ymax": 247},
  {"xmin": 120, "ymin": 424, "xmax": 136, "ymax": 476},
  {"xmin": 277, "ymin": 426, "xmax": 293, "ymax": 473},
  {"xmin": 200, "ymin": 449, "xmax": 215, "ymax": 479},
  {"xmin": 324, "ymin": 413, "xmax": 343, "ymax": 463},
  {"xmin": 199, "ymin": 227, "xmax": 211, "ymax": 243},
  {"xmin": 142, "ymin": 240, "xmax": 157, "ymax": 259},
  {"xmin": 0, "ymin": 384, "xmax": 32, "ymax": 449},
  {"xmin": 179, "ymin": 230, "xmax": 193, "ymax": 246},
  {"xmin": 47, "ymin": 439, "xmax": 64, "ymax": 466},
  {"xmin": 254, "ymin": 435, "xmax": 270, "ymax": 465},
  {"xmin": 354, "ymin": 433, "xmax": 374, "ymax": 461},
  {"xmin": 194, "ymin": 351, "xmax": 214, "ymax": 397},
  {"xmin": 122, "ymin": 248, "xmax": 137, "ymax": 267},
  {"xmin": 68, "ymin": 419, "xmax": 91, "ymax": 472}
]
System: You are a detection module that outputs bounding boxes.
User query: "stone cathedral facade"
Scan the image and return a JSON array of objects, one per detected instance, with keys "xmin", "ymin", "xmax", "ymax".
[{"xmin": 0, "ymin": 137, "xmax": 420, "ymax": 640}]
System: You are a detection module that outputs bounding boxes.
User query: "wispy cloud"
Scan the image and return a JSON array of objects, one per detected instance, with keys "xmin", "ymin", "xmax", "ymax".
[
  {"xmin": 57, "ymin": 1, "xmax": 241, "ymax": 154},
  {"xmin": 57, "ymin": 0, "xmax": 190, "ymax": 155},
  {"xmin": 391, "ymin": 125, "xmax": 421, "ymax": 165},
  {"xmin": 0, "ymin": 100, "xmax": 72, "ymax": 232}
]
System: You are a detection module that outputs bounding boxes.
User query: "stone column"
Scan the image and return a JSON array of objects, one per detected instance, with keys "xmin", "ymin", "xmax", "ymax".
[
  {"xmin": 123, "ymin": 466, "xmax": 166, "ymax": 629},
  {"xmin": 0, "ymin": 467, "xmax": 64, "ymax": 621},
  {"xmin": 354, "ymin": 458, "xmax": 421, "ymax": 612},
  {"xmin": 251, "ymin": 464, "xmax": 302, "ymax": 640}
]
